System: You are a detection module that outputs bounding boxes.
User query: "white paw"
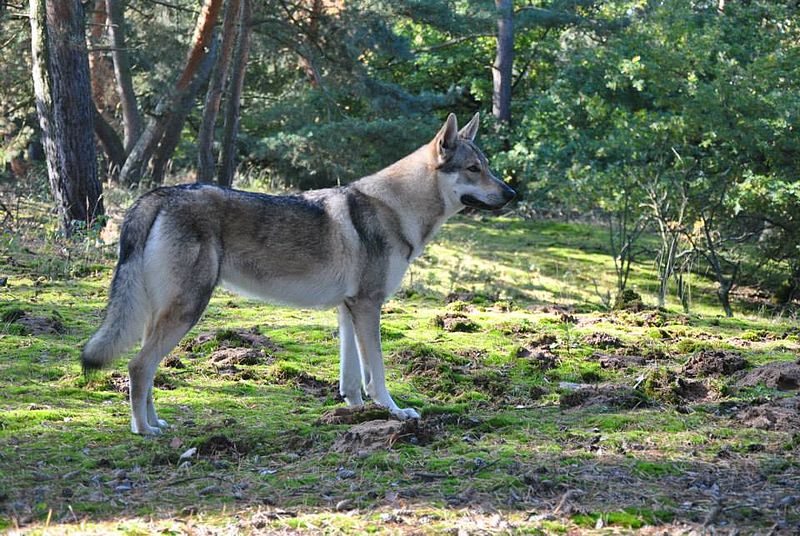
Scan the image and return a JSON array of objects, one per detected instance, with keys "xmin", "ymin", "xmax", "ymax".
[
  {"xmin": 152, "ymin": 418, "xmax": 168, "ymax": 428},
  {"xmin": 343, "ymin": 394, "xmax": 364, "ymax": 408},
  {"xmin": 131, "ymin": 421, "xmax": 163, "ymax": 435},
  {"xmin": 391, "ymin": 407, "xmax": 421, "ymax": 421}
]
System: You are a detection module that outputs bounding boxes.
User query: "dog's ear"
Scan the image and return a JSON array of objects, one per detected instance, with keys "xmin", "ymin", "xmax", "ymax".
[
  {"xmin": 459, "ymin": 112, "xmax": 480, "ymax": 141},
  {"xmin": 434, "ymin": 113, "xmax": 459, "ymax": 162}
]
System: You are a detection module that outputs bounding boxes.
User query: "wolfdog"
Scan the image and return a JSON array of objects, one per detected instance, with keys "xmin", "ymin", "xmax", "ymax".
[{"xmin": 82, "ymin": 113, "xmax": 515, "ymax": 434}]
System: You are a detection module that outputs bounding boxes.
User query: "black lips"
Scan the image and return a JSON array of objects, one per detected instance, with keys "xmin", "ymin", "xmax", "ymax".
[{"xmin": 460, "ymin": 194, "xmax": 505, "ymax": 210}]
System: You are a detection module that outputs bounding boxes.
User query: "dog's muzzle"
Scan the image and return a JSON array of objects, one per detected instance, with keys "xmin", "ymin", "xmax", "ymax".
[{"xmin": 461, "ymin": 183, "xmax": 516, "ymax": 210}]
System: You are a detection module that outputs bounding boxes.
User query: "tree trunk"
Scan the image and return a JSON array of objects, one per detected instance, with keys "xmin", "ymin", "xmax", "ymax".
[
  {"xmin": 118, "ymin": 0, "xmax": 223, "ymax": 186},
  {"xmin": 93, "ymin": 107, "xmax": 126, "ymax": 174},
  {"xmin": 30, "ymin": 0, "xmax": 104, "ymax": 237},
  {"xmin": 151, "ymin": 38, "xmax": 219, "ymax": 184},
  {"xmin": 197, "ymin": 0, "xmax": 240, "ymax": 184},
  {"xmin": 492, "ymin": 0, "xmax": 513, "ymax": 124},
  {"xmin": 87, "ymin": 0, "xmax": 118, "ymax": 114},
  {"xmin": 218, "ymin": 0, "xmax": 251, "ymax": 188},
  {"xmin": 106, "ymin": 0, "xmax": 142, "ymax": 153}
]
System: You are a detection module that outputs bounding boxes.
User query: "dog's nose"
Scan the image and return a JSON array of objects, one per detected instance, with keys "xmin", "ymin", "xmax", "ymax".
[{"xmin": 501, "ymin": 182, "xmax": 516, "ymax": 203}]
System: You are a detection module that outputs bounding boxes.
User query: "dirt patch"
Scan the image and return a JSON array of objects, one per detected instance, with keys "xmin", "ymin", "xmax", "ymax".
[
  {"xmin": 210, "ymin": 347, "xmax": 270, "ymax": 366},
  {"xmin": 734, "ymin": 360, "xmax": 800, "ymax": 391},
  {"xmin": 316, "ymin": 405, "xmax": 393, "ymax": 425},
  {"xmin": 184, "ymin": 327, "xmax": 281, "ymax": 353},
  {"xmin": 101, "ymin": 371, "xmax": 178, "ymax": 394},
  {"xmin": 583, "ymin": 332, "xmax": 624, "ymax": 349},
  {"xmin": 195, "ymin": 434, "xmax": 250, "ymax": 456},
  {"xmin": 591, "ymin": 352, "xmax": 646, "ymax": 370},
  {"xmin": 643, "ymin": 369, "xmax": 712, "ymax": 403},
  {"xmin": 529, "ymin": 333, "xmax": 558, "ymax": 348},
  {"xmin": 274, "ymin": 368, "xmax": 338, "ymax": 399},
  {"xmin": 434, "ymin": 313, "xmax": 479, "ymax": 333},
  {"xmin": 673, "ymin": 377, "xmax": 709, "ymax": 401},
  {"xmin": 5, "ymin": 311, "xmax": 64, "ymax": 335},
  {"xmin": 162, "ymin": 355, "xmax": 185, "ymax": 369},
  {"xmin": 471, "ymin": 368, "xmax": 510, "ymax": 396},
  {"xmin": 559, "ymin": 385, "xmax": 650, "ymax": 410},
  {"xmin": 735, "ymin": 396, "xmax": 800, "ymax": 431},
  {"xmin": 682, "ymin": 350, "xmax": 748, "ymax": 377},
  {"xmin": 331, "ymin": 418, "xmax": 436, "ymax": 454},
  {"xmin": 104, "ymin": 371, "xmax": 130, "ymax": 394},
  {"xmin": 517, "ymin": 347, "xmax": 559, "ymax": 370}
]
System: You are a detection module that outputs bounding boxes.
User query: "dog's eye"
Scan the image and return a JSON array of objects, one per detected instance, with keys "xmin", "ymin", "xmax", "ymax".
[{"xmin": 467, "ymin": 165, "xmax": 481, "ymax": 173}]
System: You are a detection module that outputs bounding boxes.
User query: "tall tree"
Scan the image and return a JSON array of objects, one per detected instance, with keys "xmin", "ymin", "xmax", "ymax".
[
  {"xmin": 30, "ymin": 0, "xmax": 104, "ymax": 236},
  {"xmin": 197, "ymin": 0, "xmax": 240, "ymax": 184},
  {"xmin": 118, "ymin": 0, "xmax": 224, "ymax": 186},
  {"xmin": 217, "ymin": 0, "xmax": 251, "ymax": 187},
  {"xmin": 105, "ymin": 0, "xmax": 142, "ymax": 153},
  {"xmin": 492, "ymin": 0, "xmax": 513, "ymax": 124}
]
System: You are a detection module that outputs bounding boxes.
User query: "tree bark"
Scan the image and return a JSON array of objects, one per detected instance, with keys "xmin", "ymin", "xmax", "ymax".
[
  {"xmin": 492, "ymin": 0, "xmax": 513, "ymax": 124},
  {"xmin": 218, "ymin": 0, "xmax": 251, "ymax": 188},
  {"xmin": 106, "ymin": 0, "xmax": 142, "ymax": 153},
  {"xmin": 30, "ymin": 0, "xmax": 104, "ymax": 236},
  {"xmin": 93, "ymin": 107, "xmax": 126, "ymax": 173},
  {"xmin": 151, "ymin": 38, "xmax": 219, "ymax": 184},
  {"xmin": 197, "ymin": 0, "xmax": 240, "ymax": 184},
  {"xmin": 118, "ymin": 0, "xmax": 223, "ymax": 186},
  {"xmin": 87, "ymin": 0, "xmax": 118, "ymax": 114}
]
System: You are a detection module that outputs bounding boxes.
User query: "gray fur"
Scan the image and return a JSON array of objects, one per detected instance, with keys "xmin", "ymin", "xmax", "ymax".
[{"xmin": 81, "ymin": 113, "xmax": 515, "ymax": 435}]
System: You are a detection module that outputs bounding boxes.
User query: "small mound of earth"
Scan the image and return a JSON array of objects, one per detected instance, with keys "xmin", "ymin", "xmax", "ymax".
[
  {"xmin": 673, "ymin": 377, "xmax": 710, "ymax": 401},
  {"xmin": 434, "ymin": 313, "xmax": 478, "ymax": 333},
  {"xmin": 591, "ymin": 352, "xmax": 646, "ymax": 370},
  {"xmin": 7, "ymin": 311, "xmax": 64, "ymax": 335},
  {"xmin": 316, "ymin": 405, "xmax": 392, "ymax": 425},
  {"xmin": 527, "ymin": 333, "xmax": 558, "ymax": 348},
  {"xmin": 734, "ymin": 360, "xmax": 800, "ymax": 391},
  {"xmin": 277, "ymin": 370, "xmax": 338, "ymax": 399},
  {"xmin": 195, "ymin": 434, "xmax": 249, "ymax": 456},
  {"xmin": 559, "ymin": 385, "xmax": 650, "ymax": 410},
  {"xmin": 643, "ymin": 369, "xmax": 713, "ymax": 403},
  {"xmin": 184, "ymin": 327, "xmax": 281, "ymax": 353},
  {"xmin": 517, "ymin": 347, "xmax": 559, "ymax": 370},
  {"xmin": 210, "ymin": 347, "xmax": 270, "ymax": 366},
  {"xmin": 735, "ymin": 396, "xmax": 800, "ymax": 431},
  {"xmin": 162, "ymin": 355, "xmax": 185, "ymax": 369},
  {"xmin": 682, "ymin": 350, "xmax": 747, "ymax": 377},
  {"xmin": 101, "ymin": 371, "xmax": 177, "ymax": 393},
  {"xmin": 331, "ymin": 418, "xmax": 435, "ymax": 454},
  {"xmin": 583, "ymin": 332, "xmax": 624, "ymax": 349}
]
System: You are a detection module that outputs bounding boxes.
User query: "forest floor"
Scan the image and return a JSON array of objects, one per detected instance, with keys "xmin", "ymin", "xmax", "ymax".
[{"xmin": 1, "ymin": 188, "xmax": 799, "ymax": 535}]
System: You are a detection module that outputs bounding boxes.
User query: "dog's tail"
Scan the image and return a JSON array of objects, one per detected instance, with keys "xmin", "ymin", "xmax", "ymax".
[{"xmin": 81, "ymin": 193, "xmax": 164, "ymax": 373}]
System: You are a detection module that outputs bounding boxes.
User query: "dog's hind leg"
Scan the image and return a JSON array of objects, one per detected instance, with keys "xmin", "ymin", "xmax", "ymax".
[
  {"xmin": 347, "ymin": 299, "xmax": 420, "ymax": 420},
  {"xmin": 338, "ymin": 305, "xmax": 364, "ymax": 407},
  {"xmin": 128, "ymin": 305, "xmax": 206, "ymax": 435}
]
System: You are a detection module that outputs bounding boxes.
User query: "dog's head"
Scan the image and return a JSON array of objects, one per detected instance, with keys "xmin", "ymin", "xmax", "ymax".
[{"xmin": 431, "ymin": 113, "xmax": 516, "ymax": 211}]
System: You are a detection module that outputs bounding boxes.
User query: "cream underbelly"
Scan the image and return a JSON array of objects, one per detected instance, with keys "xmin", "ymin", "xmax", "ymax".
[{"xmin": 219, "ymin": 266, "xmax": 351, "ymax": 309}]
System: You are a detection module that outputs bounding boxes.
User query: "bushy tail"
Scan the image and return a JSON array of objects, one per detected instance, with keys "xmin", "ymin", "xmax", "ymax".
[{"xmin": 81, "ymin": 193, "xmax": 164, "ymax": 373}]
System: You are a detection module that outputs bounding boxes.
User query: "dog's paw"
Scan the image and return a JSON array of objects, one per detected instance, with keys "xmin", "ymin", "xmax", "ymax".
[
  {"xmin": 391, "ymin": 407, "xmax": 421, "ymax": 420},
  {"xmin": 131, "ymin": 421, "xmax": 164, "ymax": 435},
  {"xmin": 150, "ymin": 418, "xmax": 168, "ymax": 428}
]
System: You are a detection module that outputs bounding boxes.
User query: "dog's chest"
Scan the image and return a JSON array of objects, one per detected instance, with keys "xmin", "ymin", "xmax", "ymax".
[{"xmin": 384, "ymin": 252, "xmax": 411, "ymax": 298}]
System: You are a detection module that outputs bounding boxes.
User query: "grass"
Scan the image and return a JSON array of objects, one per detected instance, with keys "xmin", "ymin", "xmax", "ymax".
[{"xmin": 0, "ymin": 185, "xmax": 799, "ymax": 534}]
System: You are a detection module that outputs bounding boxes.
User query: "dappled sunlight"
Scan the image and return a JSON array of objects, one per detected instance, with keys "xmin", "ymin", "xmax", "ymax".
[{"xmin": 3, "ymin": 216, "xmax": 799, "ymax": 533}]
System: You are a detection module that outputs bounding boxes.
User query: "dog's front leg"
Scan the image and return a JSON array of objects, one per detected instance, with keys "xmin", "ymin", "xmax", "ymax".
[
  {"xmin": 347, "ymin": 298, "xmax": 420, "ymax": 420},
  {"xmin": 338, "ymin": 305, "xmax": 364, "ymax": 407}
]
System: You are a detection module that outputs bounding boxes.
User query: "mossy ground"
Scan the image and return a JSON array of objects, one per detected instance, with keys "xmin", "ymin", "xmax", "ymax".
[{"xmin": 1, "ymin": 187, "xmax": 799, "ymax": 534}]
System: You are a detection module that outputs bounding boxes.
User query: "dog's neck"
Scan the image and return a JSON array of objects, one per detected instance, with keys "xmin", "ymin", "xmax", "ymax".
[{"xmin": 352, "ymin": 144, "xmax": 461, "ymax": 259}]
